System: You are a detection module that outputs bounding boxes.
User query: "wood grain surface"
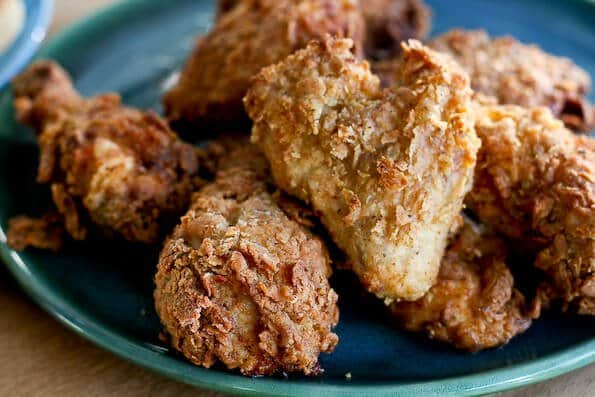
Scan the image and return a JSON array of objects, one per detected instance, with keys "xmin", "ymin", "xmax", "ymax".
[{"xmin": 0, "ymin": 1, "xmax": 592, "ymax": 396}]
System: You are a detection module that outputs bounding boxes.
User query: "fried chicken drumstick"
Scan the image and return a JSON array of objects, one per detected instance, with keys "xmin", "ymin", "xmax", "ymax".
[
  {"xmin": 245, "ymin": 37, "xmax": 480, "ymax": 301},
  {"xmin": 467, "ymin": 105, "xmax": 595, "ymax": 314},
  {"xmin": 164, "ymin": 0, "xmax": 364, "ymax": 131},
  {"xmin": 8, "ymin": 61, "xmax": 200, "ymax": 247},
  {"xmin": 390, "ymin": 216, "xmax": 537, "ymax": 351},
  {"xmin": 154, "ymin": 138, "xmax": 339, "ymax": 376}
]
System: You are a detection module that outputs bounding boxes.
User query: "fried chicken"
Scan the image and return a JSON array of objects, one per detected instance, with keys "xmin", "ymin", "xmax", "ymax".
[
  {"xmin": 164, "ymin": 0, "xmax": 364, "ymax": 131},
  {"xmin": 154, "ymin": 138, "xmax": 339, "ymax": 376},
  {"xmin": 217, "ymin": 0, "xmax": 432, "ymax": 62},
  {"xmin": 390, "ymin": 216, "xmax": 537, "ymax": 351},
  {"xmin": 429, "ymin": 30, "xmax": 594, "ymax": 132},
  {"xmin": 245, "ymin": 37, "xmax": 480, "ymax": 301},
  {"xmin": 467, "ymin": 105, "xmax": 595, "ymax": 314},
  {"xmin": 8, "ymin": 61, "xmax": 200, "ymax": 247},
  {"xmin": 362, "ymin": 0, "xmax": 431, "ymax": 61},
  {"xmin": 6, "ymin": 213, "xmax": 64, "ymax": 252}
]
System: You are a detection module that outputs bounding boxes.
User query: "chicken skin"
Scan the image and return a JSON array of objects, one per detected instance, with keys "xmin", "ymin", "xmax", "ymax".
[
  {"xmin": 390, "ymin": 216, "xmax": 537, "ymax": 352},
  {"xmin": 245, "ymin": 37, "xmax": 480, "ymax": 301},
  {"xmin": 467, "ymin": 105, "xmax": 595, "ymax": 314},
  {"xmin": 164, "ymin": 0, "xmax": 364, "ymax": 131},
  {"xmin": 362, "ymin": 0, "xmax": 431, "ymax": 61},
  {"xmin": 8, "ymin": 61, "xmax": 200, "ymax": 247},
  {"xmin": 154, "ymin": 138, "xmax": 339, "ymax": 376},
  {"xmin": 429, "ymin": 30, "xmax": 594, "ymax": 132}
]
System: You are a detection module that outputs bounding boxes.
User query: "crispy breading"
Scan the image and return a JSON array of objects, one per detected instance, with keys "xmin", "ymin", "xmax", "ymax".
[
  {"xmin": 429, "ymin": 30, "xmax": 594, "ymax": 132},
  {"xmin": 154, "ymin": 139, "xmax": 339, "ymax": 376},
  {"xmin": 217, "ymin": 0, "xmax": 432, "ymax": 61},
  {"xmin": 245, "ymin": 37, "xmax": 480, "ymax": 301},
  {"xmin": 467, "ymin": 105, "xmax": 595, "ymax": 314},
  {"xmin": 164, "ymin": 0, "xmax": 365, "ymax": 131},
  {"xmin": 362, "ymin": 0, "xmax": 431, "ymax": 60},
  {"xmin": 9, "ymin": 61, "xmax": 200, "ymax": 246},
  {"xmin": 6, "ymin": 213, "xmax": 64, "ymax": 252},
  {"xmin": 374, "ymin": 30, "xmax": 594, "ymax": 131},
  {"xmin": 390, "ymin": 217, "xmax": 537, "ymax": 351}
]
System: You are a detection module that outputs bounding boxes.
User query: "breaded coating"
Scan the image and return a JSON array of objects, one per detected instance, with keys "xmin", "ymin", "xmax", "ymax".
[
  {"xmin": 467, "ymin": 105, "xmax": 595, "ymax": 314},
  {"xmin": 429, "ymin": 30, "xmax": 593, "ymax": 132},
  {"xmin": 9, "ymin": 61, "xmax": 200, "ymax": 245},
  {"xmin": 390, "ymin": 217, "xmax": 536, "ymax": 352},
  {"xmin": 154, "ymin": 140, "xmax": 339, "ymax": 376},
  {"xmin": 6, "ymin": 213, "xmax": 64, "ymax": 252},
  {"xmin": 164, "ymin": 0, "xmax": 365, "ymax": 131},
  {"xmin": 217, "ymin": 0, "xmax": 432, "ymax": 61},
  {"xmin": 362, "ymin": 0, "xmax": 431, "ymax": 60},
  {"xmin": 245, "ymin": 37, "xmax": 480, "ymax": 301}
]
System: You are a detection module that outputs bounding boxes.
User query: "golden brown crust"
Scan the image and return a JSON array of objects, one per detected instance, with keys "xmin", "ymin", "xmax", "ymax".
[
  {"xmin": 245, "ymin": 37, "xmax": 480, "ymax": 301},
  {"xmin": 11, "ymin": 61, "xmax": 201, "ymax": 245},
  {"xmin": 164, "ymin": 0, "xmax": 365, "ymax": 131},
  {"xmin": 154, "ymin": 139, "xmax": 339, "ymax": 376},
  {"xmin": 467, "ymin": 105, "xmax": 595, "ymax": 314},
  {"xmin": 6, "ymin": 213, "xmax": 64, "ymax": 252},
  {"xmin": 390, "ymin": 217, "xmax": 537, "ymax": 352},
  {"xmin": 362, "ymin": 0, "xmax": 431, "ymax": 60},
  {"xmin": 429, "ymin": 29, "xmax": 593, "ymax": 132}
]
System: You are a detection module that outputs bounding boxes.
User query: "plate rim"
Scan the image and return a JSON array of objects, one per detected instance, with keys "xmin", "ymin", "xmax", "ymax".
[
  {"xmin": 0, "ymin": 0, "xmax": 54, "ymax": 88},
  {"xmin": 1, "ymin": 0, "xmax": 594, "ymax": 395}
]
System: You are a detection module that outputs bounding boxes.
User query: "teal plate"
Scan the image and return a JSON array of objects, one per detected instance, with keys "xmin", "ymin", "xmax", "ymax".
[{"xmin": 0, "ymin": 0, "xmax": 594, "ymax": 395}]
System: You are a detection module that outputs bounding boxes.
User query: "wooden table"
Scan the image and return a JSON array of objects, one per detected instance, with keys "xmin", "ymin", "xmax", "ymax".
[{"xmin": 1, "ymin": 1, "xmax": 592, "ymax": 396}]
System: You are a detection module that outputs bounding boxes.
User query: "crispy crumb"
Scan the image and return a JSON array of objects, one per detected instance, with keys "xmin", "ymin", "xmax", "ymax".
[
  {"xmin": 468, "ymin": 104, "xmax": 595, "ymax": 314},
  {"xmin": 154, "ymin": 138, "xmax": 339, "ymax": 376},
  {"xmin": 245, "ymin": 37, "xmax": 479, "ymax": 301},
  {"xmin": 10, "ymin": 61, "xmax": 201, "ymax": 246}
]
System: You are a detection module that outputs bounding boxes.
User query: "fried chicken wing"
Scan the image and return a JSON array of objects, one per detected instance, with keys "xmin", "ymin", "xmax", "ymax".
[
  {"xmin": 154, "ymin": 138, "xmax": 339, "ymax": 376},
  {"xmin": 8, "ymin": 61, "xmax": 200, "ymax": 247},
  {"xmin": 245, "ymin": 38, "xmax": 480, "ymax": 301},
  {"xmin": 164, "ymin": 0, "xmax": 364, "ymax": 131},
  {"xmin": 467, "ymin": 105, "xmax": 595, "ymax": 314},
  {"xmin": 390, "ymin": 216, "xmax": 537, "ymax": 351},
  {"xmin": 362, "ymin": 0, "xmax": 431, "ymax": 61},
  {"xmin": 429, "ymin": 30, "xmax": 594, "ymax": 132}
]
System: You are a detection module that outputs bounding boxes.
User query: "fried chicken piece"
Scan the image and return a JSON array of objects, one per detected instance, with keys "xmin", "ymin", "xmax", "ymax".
[
  {"xmin": 428, "ymin": 29, "xmax": 594, "ymax": 132},
  {"xmin": 245, "ymin": 38, "xmax": 480, "ymax": 301},
  {"xmin": 6, "ymin": 213, "xmax": 64, "ymax": 252},
  {"xmin": 362, "ymin": 0, "xmax": 431, "ymax": 61},
  {"xmin": 164, "ymin": 0, "xmax": 364, "ymax": 131},
  {"xmin": 467, "ymin": 105, "xmax": 595, "ymax": 314},
  {"xmin": 154, "ymin": 139, "xmax": 339, "ymax": 376},
  {"xmin": 9, "ymin": 61, "xmax": 200, "ymax": 246},
  {"xmin": 217, "ymin": 0, "xmax": 432, "ymax": 61},
  {"xmin": 390, "ymin": 217, "xmax": 537, "ymax": 351}
]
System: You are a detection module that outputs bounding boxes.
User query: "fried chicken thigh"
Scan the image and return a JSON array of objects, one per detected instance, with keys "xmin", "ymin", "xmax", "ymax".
[
  {"xmin": 9, "ymin": 61, "xmax": 200, "ymax": 246},
  {"xmin": 429, "ymin": 30, "xmax": 594, "ymax": 132},
  {"xmin": 467, "ymin": 105, "xmax": 595, "ymax": 314},
  {"xmin": 390, "ymin": 217, "xmax": 536, "ymax": 351},
  {"xmin": 154, "ymin": 139, "xmax": 339, "ymax": 376},
  {"xmin": 164, "ymin": 0, "xmax": 364, "ymax": 131},
  {"xmin": 245, "ymin": 38, "xmax": 480, "ymax": 301},
  {"xmin": 362, "ymin": 0, "xmax": 431, "ymax": 60}
]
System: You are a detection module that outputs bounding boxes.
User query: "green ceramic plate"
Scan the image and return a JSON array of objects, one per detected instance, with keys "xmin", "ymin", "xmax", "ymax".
[{"xmin": 0, "ymin": 0, "xmax": 594, "ymax": 395}]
